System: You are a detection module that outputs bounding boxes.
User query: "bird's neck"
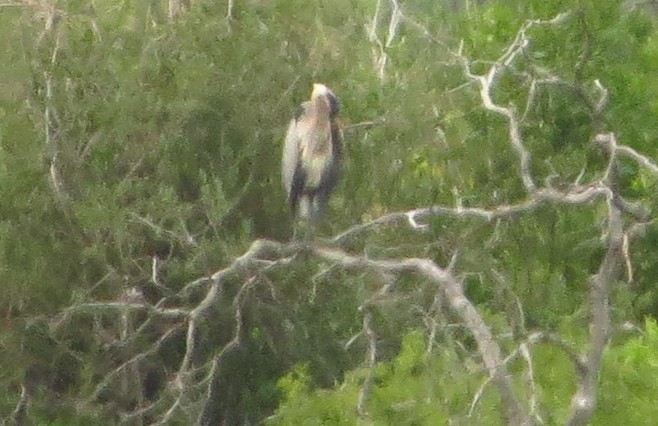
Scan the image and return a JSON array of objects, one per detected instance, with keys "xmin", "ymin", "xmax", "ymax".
[{"xmin": 312, "ymin": 96, "xmax": 331, "ymax": 118}]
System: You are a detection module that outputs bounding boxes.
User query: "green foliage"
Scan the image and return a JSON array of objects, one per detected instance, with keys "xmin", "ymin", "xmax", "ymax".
[
  {"xmin": 2, "ymin": 0, "xmax": 658, "ymax": 424},
  {"xmin": 595, "ymin": 318, "xmax": 658, "ymax": 425},
  {"xmin": 272, "ymin": 322, "xmax": 658, "ymax": 425},
  {"xmin": 271, "ymin": 331, "xmax": 497, "ymax": 425}
]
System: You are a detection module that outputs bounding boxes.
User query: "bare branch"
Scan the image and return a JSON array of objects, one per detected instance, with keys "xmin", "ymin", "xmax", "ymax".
[
  {"xmin": 130, "ymin": 213, "xmax": 199, "ymax": 247},
  {"xmin": 196, "ymin": 275, "xmax": 254, "ymax": 425},
  {"xmin": 56, "ymin": 301, "xmax": 188, "ymax": 322},
  {"xmin": 385, "ymin": 0, "xmax": 402, "ymax": 48},
  {"xmin": 565, "ymin": 196, "xmax": 623, "ymax": 426},
  {"xmin": 10, "ymin": 384, "xmax": 30, "ymax": 426},
  {"xmin": 460, "ymin": 49, "xmax": 535, "ymax": 192},
  {"xmin": 423, "ymin": 290, "xmax": 443, "ymax": 356},
  {"xmin": 168, "ymin": 0, "xmax": 190, "ymax": 20},
  {"xmin": 90, "ymin": 324, "xmax": 183, "ymax": 404},
  {"xmin": 520, "ymin": 343, "xmax": 544, "ymax": 424},
  {"xmin": 312, "ymin": 247, "xmax": 531, "ymax": 425},
  {"xmin": 356, "ymin": 308, "xmax": 377, "ymax": 418},
  {"xmin": 367, "ymin": 0, "xmax": 402, "ymax": 80},
  {"xmin": 527, "ymin": 332, "xmax": 587, "ymax": 377},
  {"xmin": 226, "ymin": 0, "xmax": 234, "ymax": 20},
  {"xmin": 333, "ymin": 182, "xmax": 619, "ymax": 244},
  {"xmin": 594, "ymin": 132, "xmax": 658, "ymax": 177},
  {"xmin": 593, "ymin": 79, "xmax": 609, "ymax": 115}
]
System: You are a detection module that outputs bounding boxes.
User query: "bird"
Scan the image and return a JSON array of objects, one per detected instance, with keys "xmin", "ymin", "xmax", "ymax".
[{"xmin": 282, "ymin": 83, "xmax": 342, "ymax": 223}]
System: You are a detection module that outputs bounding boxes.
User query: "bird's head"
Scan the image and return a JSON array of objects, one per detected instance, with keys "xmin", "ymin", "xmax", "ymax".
[{"xmin": 311, "ymin": 83, "xmax": 340, "ymax": 117}]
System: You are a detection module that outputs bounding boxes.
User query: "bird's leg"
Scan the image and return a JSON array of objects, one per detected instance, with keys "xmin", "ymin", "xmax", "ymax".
[
  {"xmin": 292, "ymin": 219, "xmax": 314, "ymax": 241},
  {"xmin": 312, "ymin": 194, "xmax": 329, "ymax": 221},
  {"xmin": 292, "ymin": 221, "xmax": 302, "ymax": 241},
  {"xmin": 298, "ymin": 196, "xmax": 312, "ymax": 220}
]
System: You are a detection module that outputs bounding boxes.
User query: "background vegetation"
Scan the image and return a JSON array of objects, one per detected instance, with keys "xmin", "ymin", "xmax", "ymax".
[{"xmin": 1, "ymin": 0, "xmax": 658, "ymax": 424}]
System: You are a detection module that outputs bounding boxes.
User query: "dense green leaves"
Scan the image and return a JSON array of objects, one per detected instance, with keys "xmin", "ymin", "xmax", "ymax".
[
  {"xmin": 272, "ymin": 322, "xmax": 658, "ymax": 425},
  {"xmin": 2, "ymin": 0, "xmax": 658, "ymax": 424}
]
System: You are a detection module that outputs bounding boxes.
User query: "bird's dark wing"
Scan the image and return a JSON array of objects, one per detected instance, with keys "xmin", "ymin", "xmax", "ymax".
[
  {"xmin": 312, "ymin": 120, "xmax": 343, "ymax": 219},
  {"xmin": 319, "ymin": 120, "xmax": 343, "ymax": 194},
  {"xmin": 293, "ymin": 103, "xmax": 306, "ymax": 121},
  {"xmin": 330, "ymin": 121, "xmax": 343, "ymax": 161},
  {"xmin": 326, "ymin": 90, "xmax": 340, "ymax": 117}
]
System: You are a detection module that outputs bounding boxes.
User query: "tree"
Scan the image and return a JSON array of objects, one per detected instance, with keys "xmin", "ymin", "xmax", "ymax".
[{"xmin": 2, "ymin": 0, "xmax": 658, "ymax": 425}]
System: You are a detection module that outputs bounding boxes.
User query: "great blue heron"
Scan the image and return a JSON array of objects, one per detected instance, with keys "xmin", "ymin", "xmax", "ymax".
[{"xmin": 282, "ymin": 83, "xmax": 342, "ymax": 222}]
